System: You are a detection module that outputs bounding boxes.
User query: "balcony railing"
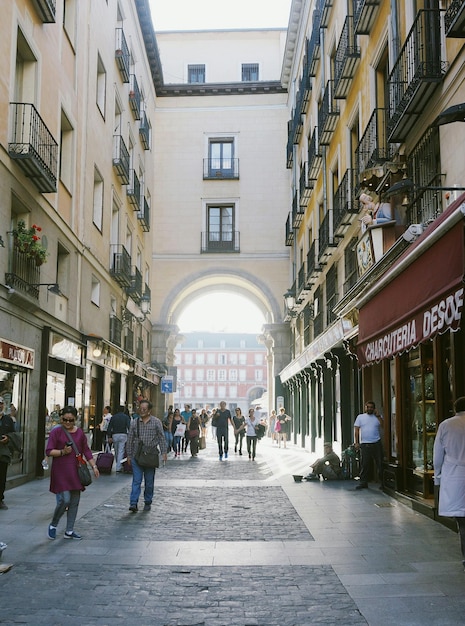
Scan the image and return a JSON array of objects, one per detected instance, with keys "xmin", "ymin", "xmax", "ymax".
[
  {"xmin": 136, "ymin": 337, "xmax": 144, "ymax": 361},
  {"xmin": 292, "ymin": 190, "xmax": 304, "ymax": 228},
  {"xmin": 5, "ymin": 246, "xmax": 41, "ymax": 299},
  {"xmin": 353, "ymin": 0, "xmax": 381, "ymax": 35},
  {"xmin": 127, "ymin": 170, "xmax": 141, "ymax": 210},
  {"xmin": 445, "ymin": 0, "xmax": 465, "ymax": 37},
  {"xmin": 288, "ymin": 107, "xmax": 304, "ymax": 147},
  {"xmin": 138, "ymin": 196, "xmax": 150, "ymax": 232},
  {"xmin": 334, "ymin": 16, "xmax": 360, "ymax": 99},
  {"xmin": 115, "ymin": 28, "xmax": 130, "ymax": 83},
  {"xmin": 31, "ymin": 0, "xmax": 56, "ymax": 22},
  {"xmin": 306, "ymin": 241, "xmax": 321, "ymax": 283},
  {"xmin": 307, "ymin": 9, "xmax": 322, "ymax": 77},
  {"xmin": 127, "ymin": 266, "xmax": 143, "ymax": 305},
  {"xmin": 125, "ymin": 328, "xmax": 134, "ymax": 355},
  {"xmin": 308, "ymin": 128, "xmax": 322, "ymax": 180},
  {"xmin": 203, "ymin": 158, "xmax": 239, "ymax": 179},
  {"xmin": 320, "ymin": 0, "xmax": 333, "ymax": 29},
  {"xmin": 129, "ymin": 75, "xmax": 142, "ymax": 120},
  {"xmin": 318, "ymin": 81, "xmax": 340, "ymax": 145},
  {"xmin": 299, "ymin": 163, "xmax": 314, "ymax": 207},
  {"xmin": 333, "ymin": 169, "xmax": 358, "ymax": 237},
  {"xmin": 9, "ymin": 103, "xmax": 58, "ymax": 193},
  {"xmin": 113, "ymin": 135, "xmax": 130, "ymax": 184},
  {"xmin": 355, "ymin": 108, "xmax": 389, "ymax": 179},
  {"xmin": 201, "ymin": 231, "xmax": 240, "ymax": 253},
  {"xmin": 109, "ymin": 244, "xmax": 131, "ymax": 287},
  {"xmin": 109, "ymin": 315, "xmax": 122, "ymax": 347},
  {"xmin": 318, "ymin": 211, "xmax": 337, "ymax": 261},
  {"xmin": 296, "ymin": 73, "xmax": 312, "ymax": 117},
  {"xmin": 139, "ymin": 111, "xmax": 150, "ymax": 150},
  {"xmin": 286, "ymin": 122, "xmax": 294, "ymax": 169},
  {"xmin": 297, "ymin": 262, "xmax": 310, "ymax": 300},
  {"xmin": 387, "ymin": 9, "xmax": 446, "ymax": 143},
  {"xmin": 285, "ymin": 213, "xmax": 294, "ymax": 246}
]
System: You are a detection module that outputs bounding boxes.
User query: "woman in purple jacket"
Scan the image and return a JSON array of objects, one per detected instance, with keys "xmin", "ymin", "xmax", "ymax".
[{"xmin": 46, "ymin": 406, "xmax": 99, "ymax": 540}]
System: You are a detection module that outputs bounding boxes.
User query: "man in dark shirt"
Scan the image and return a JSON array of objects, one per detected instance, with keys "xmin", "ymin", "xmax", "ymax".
[
  {"xmin": 107, "ymin": 405, "xmax": 131, "ymax": 472},
  {"xmin": 0, "ymin": 397, "xmax": 15, "ymax": 509},
  {"xmin": 215, "ymin": 401, "xmax": 234, "ymax": 461}
]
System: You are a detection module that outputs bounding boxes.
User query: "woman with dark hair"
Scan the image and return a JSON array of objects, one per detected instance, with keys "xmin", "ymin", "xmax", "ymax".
[
  {"xmin": 232, "ymin": 408, "xmax": 246, "ymax": 455},
  {"xmin": 46, "ymin": 406, "xmax": 99, "ymax": 540}
]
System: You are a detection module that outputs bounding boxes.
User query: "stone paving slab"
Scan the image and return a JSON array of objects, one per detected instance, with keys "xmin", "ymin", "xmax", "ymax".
[
  {"xmin": 0, "ymin": 564, "xmax": 367, "ymax": 626},
  {"xmin": 158, "ymin": 451, "xmax": 273, "ymax": 480},
  {"xmin": 77, "ymin": 485, "xmax": 313, "ymax": 542}
]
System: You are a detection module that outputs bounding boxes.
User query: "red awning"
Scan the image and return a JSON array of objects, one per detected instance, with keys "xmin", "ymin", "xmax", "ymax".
[{"xmin": 357, "ymin": 212, "xmax": 464, "ymax": 366}]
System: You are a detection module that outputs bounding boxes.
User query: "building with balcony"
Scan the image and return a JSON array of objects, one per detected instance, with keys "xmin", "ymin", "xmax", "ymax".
[
  {"xmin": 279, "ymin": 0, "xmax": 465, "ymax": 522},
  {"xmin": 174, "ymin": 332, "xmax": 267, "ymax": 414}
]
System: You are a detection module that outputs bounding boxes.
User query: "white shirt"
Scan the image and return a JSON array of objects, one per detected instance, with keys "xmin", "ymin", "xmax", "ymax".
[{"xmin": 354, "ymin": 412, "xmax": 382, "ymax": 443}]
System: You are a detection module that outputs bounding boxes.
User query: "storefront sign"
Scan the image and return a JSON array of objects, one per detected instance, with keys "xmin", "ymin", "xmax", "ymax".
[
  {"xmin": 362, "ymin": 286, "xmax": 463, "ymax": 364},
  {"xmin": 0, "ymin": 339, "xmax": 35, "ymax": 369},
  {"xmin": 358, "ymin": 215, "xmax": 464, "ymax": 366}
]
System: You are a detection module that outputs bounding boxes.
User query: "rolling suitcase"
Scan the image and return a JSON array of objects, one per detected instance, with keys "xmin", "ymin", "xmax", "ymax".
[{"xmin": 96, "ymin": 444, "xmax": 114, "ymax": 474}]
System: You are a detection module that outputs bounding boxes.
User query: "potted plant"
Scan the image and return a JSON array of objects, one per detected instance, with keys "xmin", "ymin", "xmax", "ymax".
[{"xmin": 12, "ymin": 220, "xmax": 48, "ymax": 265}]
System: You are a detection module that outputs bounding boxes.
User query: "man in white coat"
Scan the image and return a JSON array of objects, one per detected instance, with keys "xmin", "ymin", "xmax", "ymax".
[{"xmin": 433, "ymin": 396, "xmax": 465, "ymax": 571}]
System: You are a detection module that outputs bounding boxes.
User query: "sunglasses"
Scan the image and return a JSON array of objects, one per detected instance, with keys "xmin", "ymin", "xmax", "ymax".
[{"xmin": 62, "ymin": 418, "xmax": 75, "ymax": 423}]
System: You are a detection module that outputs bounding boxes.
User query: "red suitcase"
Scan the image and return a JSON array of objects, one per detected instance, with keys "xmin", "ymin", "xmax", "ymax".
[{"xmin": 96, "ymin": 445, "xmax": 114, "ymax": 474}]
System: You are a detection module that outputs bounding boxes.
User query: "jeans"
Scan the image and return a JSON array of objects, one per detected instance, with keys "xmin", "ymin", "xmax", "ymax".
[
  {"xmin": 234, "ymin": 432, "xmax": 244, "ymax": 452},
  {"xmin": 217, "ymin": 430, "xmax": 229, "ymax": 456},
  {"xmin": 173, "ymin": 435, "xmax": 182, "ymax": 454},
  {"xmin": 112, "ymin": 433, "xmax": 127, "ymax": 470},
  {"xmin": 130, "ymin": 457, "xmax": 156, "ymax": 506},
  {"xmin": 246, "ymin": 435, "xmax": 257, "ymax": 459},
  {"xmin": 164, "ymin": 430, "xmax": 173, "ymax": 452},
  {"xmin": 51, "ymin": 490, "xmax": 81, "ymax": 532}
]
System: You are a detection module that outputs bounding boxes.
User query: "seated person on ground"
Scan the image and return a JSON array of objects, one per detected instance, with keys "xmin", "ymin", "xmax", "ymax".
[{"xmin": 305, "ymin": 443, "xmax": 342, "ymax": 480}]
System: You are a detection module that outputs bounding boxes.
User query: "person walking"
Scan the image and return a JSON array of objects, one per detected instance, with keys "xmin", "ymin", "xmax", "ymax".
[
  {"xmin": 0, "ymin": 397, "xmax": 15, "ymax": 510},
  {"xmin": 232, "ymin": 407, "xmax": 246, "ymax": 455},
  {"xmin": 354, "ymin": 401, "xmax": 383, "ymax": 490},
  {"xmin": 215, "ymin": 401, "xmax": 234, "ymax": 461},
  {"xmin": 99, "ymin": 405, "xmax": 112, "ymax": 449},
  {"xmin": 434, "ymin": 396, "xmax": 465, "ymax": 570},
  {"xmin": 107, "ymin": 405, "xmax": 131, "ymax": 472},
  {"xmin": 187, "ymin": 408, "xmax": 201, "ymax": 457},
  {"xmin": 162, "ymin": 408, "xmax": 173, "ymax": 454},
  {"xmin": 277, "ymin": 407, "xmax": 292, "ymax": 448},
  {"xmin": 245, "ymin": 407, "xmax": 265, "ymax": 461},
  {"xmin": 181, "ymin": 404, "xmax": 192, "ymax": 453},
  {"xmin": 46, "ymin": 406, "xmax": 99, "ymax": 539},
  {"xmin": 126, "ymin": 399, "xmax": 167, "ymax": 512},
  {"xmin": 268, "ymin": 409, "xmax": 277, "ymax": 442},
  {"xmin": 171, "ymin": 408, "xmax": 185, "ymax": 458},
  {"xmin": 199, "ymin": 408, "xmax": 209, "ymax": 439}
]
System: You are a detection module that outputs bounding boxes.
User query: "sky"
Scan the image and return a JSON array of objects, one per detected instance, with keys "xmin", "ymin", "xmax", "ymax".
[
  {"xmin": 176, "ymin": 293, "xmax": 266, "ymax": 334},
  {"xmin": 149, "ymin": 0, "xmax": 292, "ymax": 31}
]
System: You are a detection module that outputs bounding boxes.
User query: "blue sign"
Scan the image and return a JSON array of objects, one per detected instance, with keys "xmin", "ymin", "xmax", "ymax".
[{"xmin": 161, "ymin": 376, "xmax": 173, "ymax": 394}]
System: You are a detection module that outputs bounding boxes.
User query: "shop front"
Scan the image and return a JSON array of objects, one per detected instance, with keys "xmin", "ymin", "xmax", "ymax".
[{"xmin": 357, "ymin": 198, "xmax": 465, "ymax": 512}]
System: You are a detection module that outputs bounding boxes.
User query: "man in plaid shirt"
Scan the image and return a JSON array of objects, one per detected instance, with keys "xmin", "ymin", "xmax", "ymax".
[{"xmin": 126, "ymin": 399, "xmax": 167, "ymax": 512}]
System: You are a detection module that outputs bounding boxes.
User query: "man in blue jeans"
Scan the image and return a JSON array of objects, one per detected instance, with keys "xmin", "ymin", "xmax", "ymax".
[
  {"xmin": 107, "ymin": 406, "xmax": 131, "ymax": 472},
  {"xmin": 126, "ymin": 400, "xmax": 167, "ymax": 512}
]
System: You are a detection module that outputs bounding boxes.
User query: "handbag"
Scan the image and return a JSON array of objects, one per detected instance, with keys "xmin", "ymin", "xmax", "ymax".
[
  {"xmin": 135, "ymin": 420, "xmax": 159, "ymax": 468},
  {"xmin": 198, "ymin": 436, "xmax": 206, "ymax": 450},
  {"xmin": 188, "ymin": 429, "xmax": 199, "ymax": 438},
  {"xmin": 62, "ymin": 426, "xmax": 92, "ymax": 487}
]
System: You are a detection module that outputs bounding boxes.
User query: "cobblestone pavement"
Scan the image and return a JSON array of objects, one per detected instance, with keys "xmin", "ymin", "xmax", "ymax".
[{"xmin": 2, "ymin": 438, "xmax": 465, "ymax": 625}]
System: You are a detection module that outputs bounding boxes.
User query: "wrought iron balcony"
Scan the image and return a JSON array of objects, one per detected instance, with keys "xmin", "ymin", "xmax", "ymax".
[
  {"xmin": 127, "ymin": 266, "xmax": 143, "ymax": 305},
  {"xmin": 308, "ymin": 128, "xmax": 322, "ymax": 180},
  {"xmin": 288, "ymin": 108, "xmax": 304, "ymax": 147},
  {"xmin": 203, "ymin": 158, "xmax": 239, "ymax": 179},
  {"xmin": 109, "ymin": 315, "xmax": 122, "ymax": 347},
  {"xmin": 201, "ymin": 231, "xmax": 240, "ymax": 253},
  {"xmin": 113, "ymin": 135, "xmax": 130, "ymax": 184},
  {"xmin": 353, "ymin": 0, "xmax": 381, "ymax": 35},
  {"xmin": 318, "ymin": 81, "xmax": 340, "ymax": 145},
  {"xmin": 138, "ymin": 196, "xmax": 150, "ymax": 232},
  {"xmin": 127, "ymin": 170, "xmax": 141, "ymax": 210},
  {"xmin": 129, "ymin": 75, "xmax": 142, "ymax": 120},
  {"xmin": 292, "ymin": 191, "xmax": 304, "ymax": 228},
  {"xmin": 296, "ymin": 74, "xmax": 311, "ymax": 117},
  {"xmin": 306, "ymin": 241, "xmax": 321, "ymax": 283},
  {"xmin": 333, "ymin": 169, "xmax": 358, "ymax": 237},
  {"xmin": 9, "ymin": 103, "xmax": 58, "ymax": 193},
  {"xmin": 307, "ymin": 9, "xmax": 322, "ymax": 77},
  {"xmin": 299, "ymin": 163, "xmax": 314, "ymax": 207},
  {"xmin": 387, "ymin": 9, "xmax": 446, "ymax": 143},
  {"xmin": 136, "ymin": 337, "xmax": 144, "ymax": 361},
  {"xmin": 286, "ymin": 123, "xmax": 294, "ymax": 169},
  {"xmin": 124, "ymin": 328, "xmax": 134, "ymax": 355},
  {"xmin": 139, "ymin": 111, "xmax": 150, "ymax": 150},
  {"xmin": 5, "ymin": 246, "xmax": 41, "ymax": 300},
  {"xmin": 31, "ymin": 0, "xmax": 56, "ymax": 22},
  {"xmin": 355, "ymin": 108, "xmax": 389, "ymax": 180},
  {"xmin": 285, "ymin": 213, "xmax": 294, "ymax": 246},
  {"xmin": 318, "ymin": 211, "xmax": 337, "ymax": 261},
  {"xmin": 445, "ymin": 0, "xmax": 465, "ymax": 37},
  {"xmin": 320, "ymin": 0, "xmax": 333, "ymax": 29},
  {"xmin": 297, "ymin": 262, "xmax": 312, "ymax": 300},
  {"xmin": 334, "ymin": 16, "xmax": 360, "ymax": 99},
  {"xmin": 109, "ymin": 244, "xmax": 131, "ymax": 288},
  {"xmin": 115, "ymin": 28, "xmax": 130, "ymax": 83}
]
